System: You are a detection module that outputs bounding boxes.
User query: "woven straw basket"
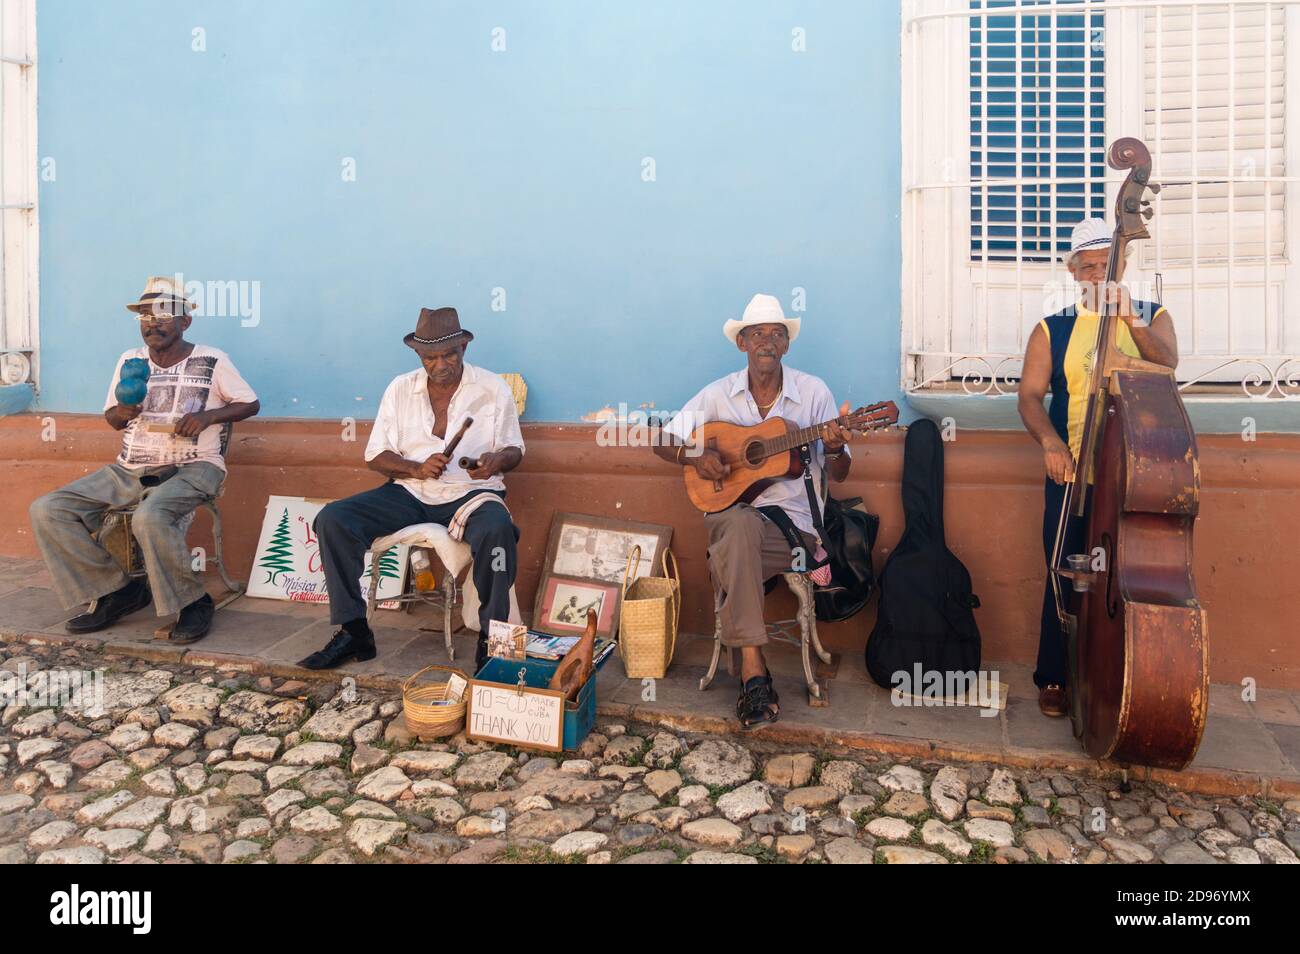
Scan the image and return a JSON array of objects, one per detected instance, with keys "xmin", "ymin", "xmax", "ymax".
[
  {"xmin": 619, "ymin": 545, "xmax": 680, "ymax": 679},
  {"xmin": 402, "ymin": 665, "xmax": 468, "ymax": 739}
]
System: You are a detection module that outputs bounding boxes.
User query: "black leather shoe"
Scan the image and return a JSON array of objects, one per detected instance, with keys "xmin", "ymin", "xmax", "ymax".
[
  {"xmin": 474, "ymin": 637, "xmax": 489, "ymax": 674},
  {"xmin": 298, "ymin": 629, "xmax": 377, "ymax": 670},
  {"xmin": 169, "ymin": 593, "xmax": 215, "ymax": 644},
  {"xmin": 65, "ymin": 579, "xmax": 152, "ymax": 634}
]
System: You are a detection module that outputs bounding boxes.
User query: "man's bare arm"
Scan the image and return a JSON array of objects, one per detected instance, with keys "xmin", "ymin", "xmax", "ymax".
[
  {"xmin": 1128, "ymin": 309, "xmax": 1179, "ymax": 369},
  {"xmin": 1018, "ymin": 325, "xmax": 1075, "ymax": 484},
  {"xmin": 368, "ymin": 450, "xmax": 427, "ymax": 480}
]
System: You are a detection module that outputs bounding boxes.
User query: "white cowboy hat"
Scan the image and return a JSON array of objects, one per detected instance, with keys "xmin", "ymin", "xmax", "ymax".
[
  {"xmin": 723, "ymin": 293, "xmax": 801, "ymax": 345},
  {"xmin": 1063, "ymin": 217, "xmax": 1113, "ymax": 266}
]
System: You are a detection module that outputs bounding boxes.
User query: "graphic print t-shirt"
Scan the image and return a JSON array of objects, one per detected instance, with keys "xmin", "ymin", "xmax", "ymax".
[{"xmin": 103, "ymin": 345, "xmax": 257, "ymax": 471}]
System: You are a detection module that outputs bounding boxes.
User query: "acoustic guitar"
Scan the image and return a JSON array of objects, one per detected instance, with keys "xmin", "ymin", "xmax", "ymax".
[{"xmin": 681, "ymin": 401, "xmax": 899, "ymax": 512}]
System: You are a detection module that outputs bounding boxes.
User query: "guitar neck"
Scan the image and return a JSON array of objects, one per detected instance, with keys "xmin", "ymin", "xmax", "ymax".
[{"xmin": 762, "ymin": 417, "xmax": 842, "ymax": 457}]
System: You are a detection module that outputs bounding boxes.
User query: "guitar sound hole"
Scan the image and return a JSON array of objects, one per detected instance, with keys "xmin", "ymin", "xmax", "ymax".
[{"xmin": 744, "ymin": 440, "xmax": 764, "ymax": 466}]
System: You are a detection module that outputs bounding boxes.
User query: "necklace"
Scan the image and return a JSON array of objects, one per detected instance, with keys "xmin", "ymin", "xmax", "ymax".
[{"xmin": 754, "ymin": 393, "xmax": 781, "ymax": 411}]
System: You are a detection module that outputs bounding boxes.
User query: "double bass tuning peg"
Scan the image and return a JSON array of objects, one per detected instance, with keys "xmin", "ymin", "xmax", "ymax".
[
  {"xmin": 1141, "ymin": 204, "xmax": 1154, "ymax": 220},
  {"xmin": 1147, "ymin": 182, "xmax": 1161, "ymax": 194}
]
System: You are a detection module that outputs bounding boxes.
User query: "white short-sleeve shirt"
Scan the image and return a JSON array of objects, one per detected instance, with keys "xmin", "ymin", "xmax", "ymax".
[
  {"xmin": 662, "ymin": 366, "xmax": 839, "ymax": 537},
  {"xmin": 104, "ymin": 344, "xmax": 257, "ymax": 472},
  {"xmin": 364, "ymin": 362, "xmax": 526, "ymax": 505}
]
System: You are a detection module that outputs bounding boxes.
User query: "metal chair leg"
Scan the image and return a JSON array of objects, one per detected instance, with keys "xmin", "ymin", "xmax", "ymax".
[
  {"xmin": 699, "ymin": 608, "xmax": 724, "ymax": 691},
  {"xmin": 442, "ymin": 571, "xmax": 456, "ymax": 660},
  {"xmin": 365, "ymin": 548, "xmax": 382, "ymax": 621},
  {"xmin": 205, "ymin": 500, "xmax": 246, "ymax": 610},
  {"xmin": 785, "ymin": 572, "xmax": 823, "ymax": 700}
]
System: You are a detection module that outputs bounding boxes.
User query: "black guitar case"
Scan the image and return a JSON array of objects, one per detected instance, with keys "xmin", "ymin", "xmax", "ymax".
[{"xmin": 865, "ymin": 419, "xmax": 981, "ymax": 688}]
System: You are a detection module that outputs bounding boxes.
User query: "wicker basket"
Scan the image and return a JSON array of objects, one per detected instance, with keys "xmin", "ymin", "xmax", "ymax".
[
  {"xmin": 402, "ymin": 664, "xmax": 468, "ymax": 739},
  {"xmin": 618, "ymin": 545, "xmax": 680, "ymax": 679}
]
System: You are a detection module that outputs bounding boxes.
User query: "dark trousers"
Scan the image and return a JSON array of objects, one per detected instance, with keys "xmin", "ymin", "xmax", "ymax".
[
  {"xmin": 1035, "ymin": 477, "xmax": 1092, "ymax": 689},
  {"xmin": 313, "ymin": 482, "xmax": 518, "ymax": 632}
]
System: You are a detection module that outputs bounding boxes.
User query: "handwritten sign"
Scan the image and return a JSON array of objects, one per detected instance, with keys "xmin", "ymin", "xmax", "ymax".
[{"xmin": 466, "ymin": 678, "xmax": 565, "ymax": 752}]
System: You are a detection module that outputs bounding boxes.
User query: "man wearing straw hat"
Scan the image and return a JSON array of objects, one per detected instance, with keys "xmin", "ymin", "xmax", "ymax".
[
  {"xmin": 29, "ymin": 275, "xmax": 260, "ymax": 643},
  {"xmin": 299, "ymin": 307, "xmax": 524, "ymax": 672},
  {"xmin": 1017, "ymin": 218, "xmax": 1179, "ymax": 718},
  {"xmin": 655, "ymin": 294, "xmax": 856, "ymax": 729}
]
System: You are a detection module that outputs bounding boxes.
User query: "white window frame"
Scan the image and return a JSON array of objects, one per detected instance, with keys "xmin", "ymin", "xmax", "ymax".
[
  {"xmin": 902, "ymin": 0, "xmax": 1300, "ymax": 401},
  {"xmin": 0, "ymin": 0, "xmax": 37, "ymax": 389}
]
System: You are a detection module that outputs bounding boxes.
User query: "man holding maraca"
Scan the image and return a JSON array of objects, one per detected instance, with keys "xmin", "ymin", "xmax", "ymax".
[{"xmin": 29, "ymin": 276, "xmax": 260, "ymax": 641}]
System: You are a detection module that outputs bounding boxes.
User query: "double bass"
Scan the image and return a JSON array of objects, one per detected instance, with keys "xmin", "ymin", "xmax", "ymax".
[{"xmin": 1050, "ymin": 137, "xmax": 1208, "ymax": 770}]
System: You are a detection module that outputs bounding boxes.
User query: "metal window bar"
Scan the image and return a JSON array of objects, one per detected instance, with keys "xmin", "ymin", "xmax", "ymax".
[{"xmin": 902, "ymin": 0, "xmax": 1300, "ymax": 399}]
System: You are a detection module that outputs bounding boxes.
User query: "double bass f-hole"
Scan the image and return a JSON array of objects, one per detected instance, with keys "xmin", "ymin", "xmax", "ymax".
[{"xmin": 1100, "ymin": 532, "xmax": 1119, "ymax": 620}]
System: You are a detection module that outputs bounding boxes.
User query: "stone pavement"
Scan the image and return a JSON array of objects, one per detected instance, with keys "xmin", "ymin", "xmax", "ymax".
[
  {"xmin": 3, "ymin": 639, "xmax": 1299, "ymax": 864},
  {"xmin": 1, "ymin": 553, "xmax": 1298, "ymax": 807}
]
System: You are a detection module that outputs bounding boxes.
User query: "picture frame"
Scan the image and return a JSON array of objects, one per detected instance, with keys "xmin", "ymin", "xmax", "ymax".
[
  {"xmin": 542, "ymin": 511, "xmax": 673, "ymax": 586},
  {"xmin": 533, "ymin": 575, "xmax": 621, "ymax": 640}
]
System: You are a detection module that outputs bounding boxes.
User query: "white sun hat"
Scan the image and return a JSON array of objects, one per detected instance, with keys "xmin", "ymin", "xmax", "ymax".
[
  {"xmin": 723, "ymin": 293, "xmax": 801, "ymax": 345},
  {"xmin": 1064, "ymin": 217, "xmax": 1114, "ymax": 266}
]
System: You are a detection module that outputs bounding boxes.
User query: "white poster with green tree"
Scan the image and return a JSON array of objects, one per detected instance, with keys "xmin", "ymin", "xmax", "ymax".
[{"xmin": 246, "ymin": 495, "xmax": 409, "ymax": 608}]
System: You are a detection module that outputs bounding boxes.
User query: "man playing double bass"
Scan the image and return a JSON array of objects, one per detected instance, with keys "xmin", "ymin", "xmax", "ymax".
[{"xmin": 1017, "ymin": 218, "xmax": 1180, "ymax": 718}]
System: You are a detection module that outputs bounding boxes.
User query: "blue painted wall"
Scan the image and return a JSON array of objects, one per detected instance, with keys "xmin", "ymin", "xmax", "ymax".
[{"xmin": 36, "ymin": 0, "xmax": 901, "ymax": 422}]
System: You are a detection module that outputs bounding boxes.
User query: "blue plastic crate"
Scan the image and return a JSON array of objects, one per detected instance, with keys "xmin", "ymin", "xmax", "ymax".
[{"xmin": 474, "ymin": 654, "xmax": 599, "ymax": 752}]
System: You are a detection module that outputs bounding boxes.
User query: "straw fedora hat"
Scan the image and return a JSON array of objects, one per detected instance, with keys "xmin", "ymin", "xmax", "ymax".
[{"xmin": 125, "ymin": 275, "xmax": 196, "ymax": 318}]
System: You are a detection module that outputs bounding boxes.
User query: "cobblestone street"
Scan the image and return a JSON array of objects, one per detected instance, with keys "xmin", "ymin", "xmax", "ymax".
[{"xmin": 3, "ymin": 639, "xmax": 1298, "ymax": 865}]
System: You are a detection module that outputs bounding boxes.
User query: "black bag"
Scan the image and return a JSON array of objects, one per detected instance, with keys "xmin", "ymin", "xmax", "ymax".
[
  {"xmin": 760, "ymin": 445, "xmax": 880, "ymax": 623},
  {"xmin": 865, "ymin": 419, "xmax": 981, "ymax": 689}
]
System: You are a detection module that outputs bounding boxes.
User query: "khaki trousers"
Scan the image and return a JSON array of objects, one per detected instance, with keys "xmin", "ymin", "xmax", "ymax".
[
  {"xmin": 29, "ymin": 462, "xmax": 224, "ymax": 617},
  {"xmin": 704, "ymin": 504, "xmax": 815, "ymax": 648}
]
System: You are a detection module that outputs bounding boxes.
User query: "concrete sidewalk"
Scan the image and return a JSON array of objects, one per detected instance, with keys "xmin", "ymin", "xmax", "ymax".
[{"xmin": 2, "ymin": 555, "xmax": 1296, "ymax": 799}]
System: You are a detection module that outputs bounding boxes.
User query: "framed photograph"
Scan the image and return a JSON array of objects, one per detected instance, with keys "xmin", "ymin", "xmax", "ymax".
[
  {"xmin": 544, "ymin": 512, "xmax": 673, "ymax": 585},
  {"xmin": 534, "ymin": 575, "xmax": 620, "ymax": 640}
]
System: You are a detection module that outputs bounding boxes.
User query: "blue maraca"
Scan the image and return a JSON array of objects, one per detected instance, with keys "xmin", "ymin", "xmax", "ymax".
[
  {"xmin": 115, "ymin": 358, "xmax": 150, "ymax": 406},
  {"xmin": 121, "ymin": 357, "xmax": 150, "ymax": 380}
]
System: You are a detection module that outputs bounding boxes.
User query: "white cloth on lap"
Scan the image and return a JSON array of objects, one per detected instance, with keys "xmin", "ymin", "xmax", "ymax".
[{"xmin": 370, "ymin": 519, "xmax": 521, "ymax": 632}]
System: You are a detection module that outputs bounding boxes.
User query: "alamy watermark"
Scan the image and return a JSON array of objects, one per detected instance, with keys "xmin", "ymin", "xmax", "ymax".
[
  {"xmin": 153, "ymin": 271, "xmax": 261, "ymax": 328},
  {"xmin": 890, "ymin": 665, "xmax": 1001, "ymax": 718},
  {"xmin": 594, "ymin": 405, "xmax": 704, "ymax": 455},
  {"xmin": 0, "ymin": 664, "xmax": 105, "ymax": 712}
]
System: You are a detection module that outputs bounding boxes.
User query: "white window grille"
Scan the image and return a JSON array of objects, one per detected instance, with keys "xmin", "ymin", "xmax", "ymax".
[
  {"xmin": 903, "ymin": 0, "xmax": 1300, "ymax": 400},
  {"xmin": 0, "ymin": 0, "xmax": 36, "ymax": 389}
]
